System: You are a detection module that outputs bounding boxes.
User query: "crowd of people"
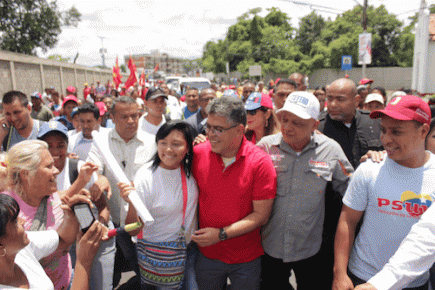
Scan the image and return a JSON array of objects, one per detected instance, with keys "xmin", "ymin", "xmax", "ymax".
[{"xmin": 0, "ymin": 73, "xmax": 434, "ymax": 290}]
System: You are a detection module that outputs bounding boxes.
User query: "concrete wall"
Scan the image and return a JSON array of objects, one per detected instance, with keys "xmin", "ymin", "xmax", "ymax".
[
  {"xmin": 0, "ymin": 50, "xmax": 128, "ymax": 99},
  {"xmin": 213, "ymin": 67, "xmax": 413, "ymax": 92},
  {"xmin": 308, "ymin": 67, "xmax": 413, "ymax": 91}
]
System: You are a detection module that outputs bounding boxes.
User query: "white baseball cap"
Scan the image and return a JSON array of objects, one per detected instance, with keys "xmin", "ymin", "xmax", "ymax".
[
  {"xmin": 364, "ymin": 93, "xmax": 384, "ymax": 104},
  {"xmin": 276, "ymin": 91, "xmax": 320, "ymax": 120}
]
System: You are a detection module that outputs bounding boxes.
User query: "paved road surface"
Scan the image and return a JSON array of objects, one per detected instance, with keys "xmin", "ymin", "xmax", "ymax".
[{"xmin": 115, "ymin": 270, "xmax": 297, "ymax": 289}]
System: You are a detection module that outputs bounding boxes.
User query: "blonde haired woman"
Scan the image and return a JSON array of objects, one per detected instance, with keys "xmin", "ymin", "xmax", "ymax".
[{"xmin": 5, "ymin": 140, "xmax": 92, "ymax": 289}]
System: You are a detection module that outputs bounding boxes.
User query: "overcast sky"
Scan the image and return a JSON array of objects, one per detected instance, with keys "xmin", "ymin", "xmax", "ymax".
[{"xmin": 38, "ymin": 0, "xmax": 434, "ymax": 68}]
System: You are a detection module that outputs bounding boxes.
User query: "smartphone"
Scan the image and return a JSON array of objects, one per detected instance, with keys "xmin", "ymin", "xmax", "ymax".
[{"xmin": 72, "ymin": 203, "xmax": 97, "ymax": 233}]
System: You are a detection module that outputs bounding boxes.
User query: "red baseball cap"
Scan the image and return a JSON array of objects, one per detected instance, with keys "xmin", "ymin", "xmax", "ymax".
[
  {"xmin": 370, "ymin": 95, "xmax": 431, "ymax": 125},
  {"xmin": 95, "ymin": 101, "xmax": 107, "ymax": 116},
  {"xmin": 66, "ymin": 86, "xmax": 76, "ymax": 93},
  {"xmin": 62, "ymin": 95, "xmax": 78, "ymax": 108},
  {"xmin": 360, "ymin": 78, "xmax": 374, "ymax": 85}
]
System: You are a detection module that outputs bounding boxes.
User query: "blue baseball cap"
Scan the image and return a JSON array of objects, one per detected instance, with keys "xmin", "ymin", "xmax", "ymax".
[
  {"xmin": 30, "ymin": 92, "xmax": 42, "ymax": 99},
  {"xmin": 245, "ymin": 92, "xmax": 273, "ymax": 111},
  {"xmin": 37, "ymin": 121, "xmax": 68, "ymax": 140},
  {"xmin": 71, "ymin": 107, "xmax": 79, "ymax": 118}
]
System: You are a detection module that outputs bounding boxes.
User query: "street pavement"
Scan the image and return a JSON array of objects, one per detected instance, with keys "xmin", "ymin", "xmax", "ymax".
[{"xmin": 115, "ymin": 270, "xmax": 298, "ymax": 289}]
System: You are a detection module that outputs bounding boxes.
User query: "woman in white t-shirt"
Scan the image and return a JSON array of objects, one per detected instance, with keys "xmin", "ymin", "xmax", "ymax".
[
  {"xmin": 119, "ymin": 120, "xmax": 198, "ymax": 290},
  {"xmin": 0, "ymin": 193, "xmax": 106, "ymax": 290}
]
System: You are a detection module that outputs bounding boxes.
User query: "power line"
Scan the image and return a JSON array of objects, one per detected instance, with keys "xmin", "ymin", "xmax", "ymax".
[{"xmin": 279, "ymin": 0, "xmax": 345, "ymax": 13}]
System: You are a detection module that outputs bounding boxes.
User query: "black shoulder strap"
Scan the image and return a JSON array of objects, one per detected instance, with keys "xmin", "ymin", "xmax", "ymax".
[
  {"xmin": 68, "ymin": 158, "xmax": 80, "ymax": 184},
  {"xmin": 2, "ymin": 126, "xmax": 13, "ymax": 151}
]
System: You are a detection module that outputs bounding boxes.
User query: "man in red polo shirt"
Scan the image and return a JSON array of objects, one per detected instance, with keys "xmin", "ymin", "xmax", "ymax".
[{"xmin": 191, "ymin": 96, "xmax": 277, "ymax": 290}]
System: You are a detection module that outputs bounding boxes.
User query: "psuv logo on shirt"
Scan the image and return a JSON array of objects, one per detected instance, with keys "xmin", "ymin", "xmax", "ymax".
[
  {"xmin": 308, "ymin": 158, "xmax": 329, "ymax": 169},
  {"xmin": 377, "ymin": 190, "xmax": 432, "ymax": 218}
]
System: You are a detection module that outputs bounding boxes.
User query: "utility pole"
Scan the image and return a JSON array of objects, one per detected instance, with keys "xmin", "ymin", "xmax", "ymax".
[
  {"xmin": 412, "ymin": 0, "xmax": 429, "ymax": 93},
  {"xmin": 362, "ymin": 0, "xmax": 368, "ymax": 78},
  {"xmin": 98, "ymin": 36, "xmax": 107, "ymax": 68}
]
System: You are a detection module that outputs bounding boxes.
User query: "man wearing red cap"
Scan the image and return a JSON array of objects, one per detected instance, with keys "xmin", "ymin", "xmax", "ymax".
[
  {"xmin": 61, "ymin": 95, "xmax": 78, "ymax": 130},
  {"xmin": 333, "ymin": 95, "xmax": 435, "ymax": 290}
]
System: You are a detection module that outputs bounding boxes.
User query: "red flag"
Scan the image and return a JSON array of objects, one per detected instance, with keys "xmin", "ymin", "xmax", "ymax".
[
  {"xmin": 153, "ymin": 63, "xmax": 159, "ymax": 72},
  {"xmin": 112, "ymin": 56, "xmax": 122, "ymax": 89},
  {"xmin": 139, "ymin": 69, "xmax": 145, "ymax": 86},
  {"xmin": 124, "ymin": 56, "xmax": 138, "ymax": 89},
  {"xmin": 139, "ymin": 69, "xmax": 147, "ymax": 100}
]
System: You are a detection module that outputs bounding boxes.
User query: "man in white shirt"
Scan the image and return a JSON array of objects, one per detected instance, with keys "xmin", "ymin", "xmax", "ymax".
[
  {"xmin": 87, "ymin": 96, "xmax": 156, "ymax": 287},
  {"xmin": 355, "ymin": 199, "xmax": 435, "ymax": 290},
  {"xmin": 139, "ymin": 87, "xmax": 167, "ymax": 135},
  {"xmin": 160, "ymin": 83, "xmax": 182, "ymax": 120},
  {"xmin": 68, "ymin": 103, "xmax": 110, "ymax": 160},
  {"xmin": 333, "ymin": 95, "xmax": 435, "ymax": 290}
]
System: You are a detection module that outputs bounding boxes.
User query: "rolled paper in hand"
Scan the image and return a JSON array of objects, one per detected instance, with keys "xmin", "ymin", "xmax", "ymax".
[{"xmin": 91, "ymin": 131, "xmax": 154, "ymax": 225}]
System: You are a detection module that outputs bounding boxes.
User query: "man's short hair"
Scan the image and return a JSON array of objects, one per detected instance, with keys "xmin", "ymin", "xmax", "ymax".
[
  {"xmin": 111, "ymin": 96, "xmax": 137, "ymax": 115},
  {"xmin": 199, "ymin": 88, "xmax": 216, "ymax": 100},
  {"xmin": 207, "ymin": 96, "xmax": 247, "ymax": 126},
  {"xmin": 276, "ymin": 79, "xmax": 297, "ymax": 90},
  {"xmin": 3, "ymin": 91, "xmax": 28, "ymax": 107},
  {"xmin": 77, "ymin": 103, "xmax": 100, "ymax": 120},
  {"xmin": 186, "ymin": 87, "xmax": 199, "ymax": 94}
]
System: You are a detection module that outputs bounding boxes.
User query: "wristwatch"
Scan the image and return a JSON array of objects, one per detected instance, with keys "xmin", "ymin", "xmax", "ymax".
[{"xmin": 219, "ymin": 228, "xmax": 228, "ymax": 241}]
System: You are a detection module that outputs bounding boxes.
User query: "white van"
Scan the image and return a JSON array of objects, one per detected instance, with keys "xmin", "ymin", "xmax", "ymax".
[{"xmin": 179, "ymin": 77, "xmax": 211, "ymax": 94}]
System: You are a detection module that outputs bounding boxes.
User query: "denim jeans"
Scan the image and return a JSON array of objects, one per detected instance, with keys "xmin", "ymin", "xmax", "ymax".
[{"xmin": 195, "ymin": 251, "xmax": 261, "ymax": 290}]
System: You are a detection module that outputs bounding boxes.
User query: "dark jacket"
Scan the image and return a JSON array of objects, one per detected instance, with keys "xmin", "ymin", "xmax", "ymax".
[{"xmin": 317, "ymin": 109, "xmax": 383, "ymax": 168}]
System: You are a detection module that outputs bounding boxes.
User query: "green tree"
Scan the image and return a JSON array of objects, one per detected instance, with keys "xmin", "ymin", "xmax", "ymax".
[
  {"xmin": 250, "ymin": 16, "xmax": 264, "ymax": 44},
  {"xmin": 264, "ymin": 7, "xmax": 293, "ymax": 33},
  {"xmin": 319, "ymin": 5, "xmax": 408, "ymax": 68},
  {"xmin": 0, "ymin": 0, "xmax": 81, "ymax": 55},
  {"xmin": 295, "ymin": 12, "xmax": 326, "ymax": 55},
  {"xmin": 202, "ymin": 7, "xmax": 299, "ymax": 75}
]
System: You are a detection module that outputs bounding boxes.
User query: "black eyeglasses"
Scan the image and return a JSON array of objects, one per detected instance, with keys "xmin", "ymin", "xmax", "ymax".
[
  {"xmin": 246, "ymin": 107, "xmax": 268, "ymax": 115},
  {"xmin": 205, "ymin": 123, "xmax": 238, "ymax": 136}
]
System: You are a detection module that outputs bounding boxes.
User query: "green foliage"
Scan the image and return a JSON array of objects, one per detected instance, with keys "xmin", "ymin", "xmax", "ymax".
[
  {"xmin": 201, "ymin": 5, "xmax": 415, "ymax": 76},
  {"xmin": 296, "ymin": 11, "xmax": 326, "ymax": 55},
  {"xmin": 0, "ymin": 0, "xmax": 81, "ymax": 55},
  {"xmin": 47, "ymin": 54, "xmax": 70, "ymax": 62}
]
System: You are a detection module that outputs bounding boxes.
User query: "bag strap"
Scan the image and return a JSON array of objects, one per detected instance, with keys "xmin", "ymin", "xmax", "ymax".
[{"xmin": 180, "ymin": 166, "xmax": 188, "ymax": 230}]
